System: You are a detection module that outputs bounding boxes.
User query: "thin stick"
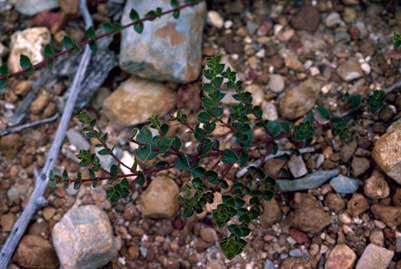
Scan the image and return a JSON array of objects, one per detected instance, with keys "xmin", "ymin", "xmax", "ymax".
[
  {"xmin": 0, "ymin": 113, "xmax": 59, "ymax": 136},
  {"xmin": 235, "ymin": 147, "xmax": 317, "ymax": 178},
  {"xmin": 0, "ymin": 1, "xmax": 93, "ymax": 267}
]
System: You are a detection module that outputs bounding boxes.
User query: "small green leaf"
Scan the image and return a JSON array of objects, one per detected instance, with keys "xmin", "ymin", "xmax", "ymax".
[
  {"xmin": 129, "ymin": 9, "xmax": 144, "ymax": 34},
  {"xmin": 136, "ymin": 127, "xmax": 152, "ymax": 144},
  {"xmin": 175, "ymin": 153, "xmax": 190, "ymax": 171},
  {"xmin": 63, "ymin": 36, "xmax": 79, "ymax": 54},
  {"xmin": 137, "ymin": 172, "xmax": 145, "ymax": 185},
  {"xmin": 98, "ymin": 148, "xmax": 109, "ymax": 155},
  {"xmin": 85, "ymin": 27, "xmax": 96, "ymax": 39},
  {"xmin": 267, "ymin": 120, "xmax": 290, "ymax": 137},
  {"xmin": 19, "ymin": 54, "xmax": 33, "ymax": 70},
  {"xmin": 222, "ymin": 149, "xmax": 238, "ymax": 164},
  {"xmin": 220, "ymin": 236, "xmax": 246, "ymax": 259}
]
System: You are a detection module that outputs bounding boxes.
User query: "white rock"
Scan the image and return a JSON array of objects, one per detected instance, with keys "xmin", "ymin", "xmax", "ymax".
[
  {"xmin": 11, "ymin": 0, "xmax": 59, "ymax": 16},
  {"xmin": 269, "ymin": 74, "xmax": 285, "ymax": 93},
  {"xmin": 262, "ymin": 101, "xmax": 278, "ymax": 121},
  {"xmin": 207, "ymin": 10, "xmax": 224, "ymax": 29},
  {"xmin": 355, "ymin": 244, "xmax": 394, "ymax": 269},
  {"xmin": 8, "ymin": 27, "xmax": 51, "ymax": 73},
  {"xmin": 361, "ymin": 62, "xmax": 371, "ymax": 74},
  {"xmin": 288, "ymin": 155, "xmax": 308, "ymax": 178},
  {"xmin": 325, "ymin": 12, "xmax": 345, "ymax": 28}
]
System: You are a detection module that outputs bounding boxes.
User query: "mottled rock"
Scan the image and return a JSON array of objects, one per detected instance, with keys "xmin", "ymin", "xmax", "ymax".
[
  {"xmin": 30, "ymin": 90, "xmax": 50, "ymax": 114},
  {"xmin": 207, "ymin": 10, "xmax": 224, "ymax": 28},
  {"xmin": 371, "ymin": 205, "xmax": 401, "ymax": 227},
  {"xmin": 281, "ymin": 257, "xmax": 314, "ymax": 269},
  {"xmin": 8, "ymin": 27, "xmax": 51, "ymax": 73},
  {"xmin": 325, "ymin": 12, "xmax": 345, "ymax": 28},
  {"xmin": 0, "ymin": 213, "xmax": 16, "ymax": 232},
  {"xmin": 325, "ymin": 193, "xmax": 345, "ymax": 213},
  {"xmin": 347, "ymin": 194, "xmax": 369, "ymax": 217},
  {"xmin": 199, "ymin": 227, "xmax": 218, "ymax": 243},
  {"xmin": 66, "ymin": 128, "xmax": 90, "ymax": 151},
  {"xmin": 325, "ymin": 244, "xmax": 356, "ymax": 269},
  {"xmin": 120, "ymin": 0, "xmax": 206, "ymax": 83},
  {"xmin": 0, "ymin": 133, "xmax": 23, "ymax": 159},
  {"xmin": 351, "ymin": 157, "xmax": 370, "ymax": 177},
  {"xmin": 261, "ymin": 198, "xmax": 282, "ymax": 227},
  {"xmin": 289, "ymin": 194, "xmax": 331, "ymax": 233},
  {"xmin": 341, "ymin": 140, "xmax": 357, "ymax": 162},
  {"xmin": 262, "ymin": 101, "xmax": 278, "ymax": 121},
  {"xmin": 291, "ymin": 5, "xmax": 320, "ymax": 32},
  {"xmin": 372, "ymin": 124, "xmax": 401, "ymax": 184},
  {"xmin": 103, "ymin": 78, "xmax": 176, "ymax": 127},
  {"xmin": 355, "ymin": 244, "xmax": 394, "ymax": 269},
  {"xmin": 364, "ymin": 170, "xmax": 389, "ymax": 199},
  {"xmin": 288, "ymin": 155, "xmax": 308, "ymax": 178},
  {"xmin": 337, "ymin": 59, "xmax": 363, "ymax": 82},
  {"xmin": 279, "ymin": 78, "xmax": 321, "ymax": 120},
  {"xmin": 269, "ymin": 74, "xmax": 285, "ymax": 93},
  {"xmin": 284, "ymin": 52, "xmax": 304, "ymax": 71},
  {"xmin": 52, "ymin": 205, "xmax": 120, "ymax": 269},
  {"xmin": 330, "ymin": 175, "xmax": 359, "ymax": 194},
  {"xmin": 277, "ymin": 169, "xmax": 339, "ymax": 192},
  {"xmin": 14, "ymin": 235, "xmax": 59, "ymax": 269},
  {"xmin": 139, "ymin": 177, "xmax": 179, "ymax": 218},
  {"xmin": 12, "ymin": 0, "xmax": 59, "ymax": 16}
]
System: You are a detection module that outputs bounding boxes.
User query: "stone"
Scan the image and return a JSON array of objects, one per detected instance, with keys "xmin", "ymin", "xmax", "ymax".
[
  {"xmin": 52, "ymin": 205, "xmax": 120, "ymax": 269},
  {"xmin": 284, "ymin": 52, "xmax": 304, "ymax": 71},
  {"xmin": 355, "ymin": 244, "xmax": 394, "ymax": 269},
  {"xmin": 269, "ymin": 74, "xmax": 285, "ymax": 93},
  {"xmin": 277, "ymin": 169, "xmax": 339, "ymax": 192},
  {"xmin": 120, "ymin": 0, "xmax": 206, "ymax": 83},
  {"xmin": 325, "ymin": 12, "xmax": 345, "ymax": 28},
  {"xmin": 7, "ymin": 179, "xmax": 32, "ymax": 203},
  {"xmin": 29, "ymin": 90, "xmax": 50, "ymax": 114},
  {"xmin": 11, "ymin": 0, "xmax": 59, "ymax": 16},
  {"xmin": 1, "ymin": 213, "xmax": 16, "ymax": 232},
  {"xmin": 325, "ymin": 193, "xmax": 346, "ymax": 213},
  {"xmin": 281, "ymin": 257, "xmax": 314, "ymax": 269},
  {"xmin": 66, "ymin": 129, "xmax": 90, "ymax": 151},
  {"xmin": 325, "ymin": 244, "xmax": 356, "ymax": 269},
  {"xmin": 8, "ymin": 27, "xmax": 51, "ymax": 73},
  {"xmin": 351, "ymin": 157, "xmax": 370, "ymax": 177},
  {"xmin": 207, "ymin": 10, "xmax": 224, "ymax": 28},
  {"xmin": 262, "ymin": 101, "xmax": 278, "ymax": 121},
  {"xmin": 279, "ymin": 78, "xmax": 321, "ymax": 120},
  {"xmin": 264, "ymin": 259, "xmax": 275, "ymax": 269},
  {"xmin": 261, "ymin": 198, "xmax": 282, "ymax": 227},
  {"xmin": 42, "ymin": 207, "xmax": 56, "ymax": 221},
  {"xmin": 347, "ymin": 194, "xmax": 369, "ymax": 217},
  {"xmin": 371, "ymin": 205, "xmax": 401, "ymax": 227},
  {"xmin": 0, "ymin": 133, "xmax": 23, "ymax": 159},
  {"xmin": 370, "ymin": 230, "xmax": 384, "ymax": 247},
  {"xmin": 364, "ymin": 170, "xmax": 390, "ymax": 199},
  {"xmin": 341, "ymin": 140, "xmax": 357, "ymax": 162},
  {"xmin": 291, "ymin": 5, "xmax": 320, "ymax": 32},
  {"xmin": 288, "ymin": 155, "xmax": 308, "ymax": 178},
  {"xmin": 337, "ymin": 59, "xmax": 363, "ymax": 82},
  {"xmin": 199, "ymin": 227, "xmax": 218, "ymax": 243},
  {"xmin": 139, "ymin": 176, "xmax": 179, "ymax": 218},
  {"xmin": 13, "ymin": 235, "xmax": 59, "ymax": 269},
  {"xmin": 330, "ymin": 175, "xmax": 359, "ymax": 194},
  {"xmin": 103, "ymin": 78, "xmax": 176, "ymax": 127},
  {"xmin": 372, "ymin": 124, "xmax": 401, "ymax": 184},
  {"xmin": 289, "ymin": 194, "xmax": 331, "ymax": 233}
]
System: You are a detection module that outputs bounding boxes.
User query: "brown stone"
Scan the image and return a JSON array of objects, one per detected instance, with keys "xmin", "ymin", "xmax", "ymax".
[
  {"xmin": 371, "ymin": 204, "xmax": 401, "ymax": 227},
  {"xmin": 364, "ymin": 170, "xmax": 390, "ymax": 199},
  {"xmin": 289, "ymin": 194, "xmax": 331, "ymax": 233},
  {"xmin": 325, "ymin": 244, "xmax": 356, "ymax": 269},
  {"xmin": 347, "ymin": 194, "xmax": 369, "ymax": 217},
  {"xmin": 103, "ymin": 78, "xmax": 176, "ymax": 127},
  {"xmin": 291, "ymin": 5, "xmax": 320, "ymax": 32},
  {"xmin": 0, "ymin": 133, "xmax": 23, "ymax": 159},
  {"xmin": 261, "ymin": 198, "xmax": 282, "ymax": 227},
  {"xmin": 325, "ymin": 193, "xmax": 345, "ymax": 213},
  {"xmin": 0, "ymin": 213, "xmax": 16, "ymax": 232},
  {"xmin": 281, "ymin": 257, "xmax": 314, "ymax": 269},
  {"xmin": 351, "ymin": 157, "xmax": 370, "ymax": 177},
  {"xmin": 355, "ymin": 244, "xmax": 394, "ymax": 269},
  {"xmin": 30, "ymin": 90, "xmax": 51, "ymax": 114},
  {"xmin": 13, "ymin": 235, "xmax": 59, "ymax": 269},
  {"xmin": 139, "ymin": 176, "xmax": 179, "ymax": 219}
]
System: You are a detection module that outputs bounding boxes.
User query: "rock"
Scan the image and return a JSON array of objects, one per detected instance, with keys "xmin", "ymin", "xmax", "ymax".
[
  {"xmin": 0, "ymin": 133, "xmax": 23, "ymax": 159},
  {"xmin": 341, "ymin": 140, "xmax": 357, "ymax": 162},
  {"xmin": 325, "ymin": 12, "xmax": 345, "ymax": 28},
  {"xmin": 264, "ymin": 259, "xmax": 275, "ymax": 269},
  {"xmin": 120, "ymin": 0, "xmax": 206, "ymax": 83},
  {"xmin": 96, "ymin": 145, "xmax": 123, "ymax": 171},
  {"xmin": 66, "ymin": 128, "xmax": 90, "ymax": 151},
  {"xmin": 207, "ymin": 11, "xmax": 224, "ymax": 28},
  {"xmin": 281, "ymin": 257, "xmax": 314, "ymax": 269},
  {"xmin": 355, "ymin": 244, "xmax": 394, "ymax": 269},
  {"xmin": 289, "ymin": 249, "xmax": 302, "ymax": 258},
  {"xmin": 42, "ymin": 207, "xmax": 56, "ymax": 221},
  {"xmin": 199, "ymin": 227, "xmax": 218, "ymax": 243},
  {"xmin": 279, "ymin": 78, "xmax": 321, "ymax": 120},
  {"xmin": 325, "ymin": 244, "xmax": 356, "ymax": 269},
  {"xmin": 284, "ymin": 52, "xmax": 304, "ymax": 71},
  {"xmin": 52, "ymin": 205, "xmax": 120, "ymax": 269},
  {"xmin": 12, "ymin": 0, "xmax": 59, "ymax": 16},
  {"xmin": 342, "ymin": 0, "xmax": 359, "ymax": 5},
  {"xmin": 351, "ymin": 157, "xmax": 370, "ymax": 177},
  {"xmin": 364, "ymin": 170, "xmax": 390, "ymax": 199},
  {"xmin": 29, "ymin": 90, "xmax": 50, "ymax": 114},
  {"xmin": 288, "ymin": 155, "xmax": 308, "ymax": 178},
  {"xmin": 370, "ymin": 230, "xmax": 384, "ymax": 247},
  {"xmin": 371, "ymin": 205, "xmax": 401, "ymax": 227},
  {"xmin": 262, "ymin": 101, "xmax": 278, "ymax": 121},
  {"xmin": 337, "ymin": 59, "xmax": 363, "ymax": 82},
  {"xmin": 13, "ymin": 235, "xmax": 59, "ymax": 269},
  {"xmin": 139, "ymin": 176, "xmax": 179, "ymax": 218},
  {"xmin": 7, "ymin": 179, "xmax": 32, "ymax": 203},
  {"xmin": 372, "ymin": 123, "xmax": 401, "ymax": 184},
  {"xmin": 289, "ymin": 194, "xmax": 331, "ymax": 233},
  {"xmin": 261, "ymin": 198, "xmax": 282, "ymax": 227},
  {"xmin": 0, "ymin": 213, "xmax": 16, "ymax": 232},
  {"xmin": 347, "ymin": 194, "xmax": 369, "ymax": 217},
  {"xmin": 325, "ymin": 193, "xmax": 346, "ymax": 213},
  {"xmin": 277, "ymin": 169, "xmax": 339, "ymax": 192},
  {"xmin": 8, "ymin": 27, "xmax": 51, "ymax": 73},
  {"xmin": 291, "ymin": 5, "xmax": 320, "ymax": 32},
  {"xmin": 103, "ymin": 78, "xmax": 176, "ymax": 127},
  {"xmin": 269, "ymin": 74, "xmax": 285, "ymax": 93},
  {"xmin": 330, "ymin": 175, "xmax": 359, "ymax": 194}
]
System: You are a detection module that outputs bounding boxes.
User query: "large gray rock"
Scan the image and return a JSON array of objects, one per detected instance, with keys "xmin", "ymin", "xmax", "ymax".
[
  {"xmin": 52, "ymin": 205, "xmax": 120, "ymax": 269},
  {"xmin": 11, "ymin": 0, "xmax": 59, "ymax": 16},
  {"xmin": 119, "ymin": 0, "xmax": 206, "ymax": 83}
]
